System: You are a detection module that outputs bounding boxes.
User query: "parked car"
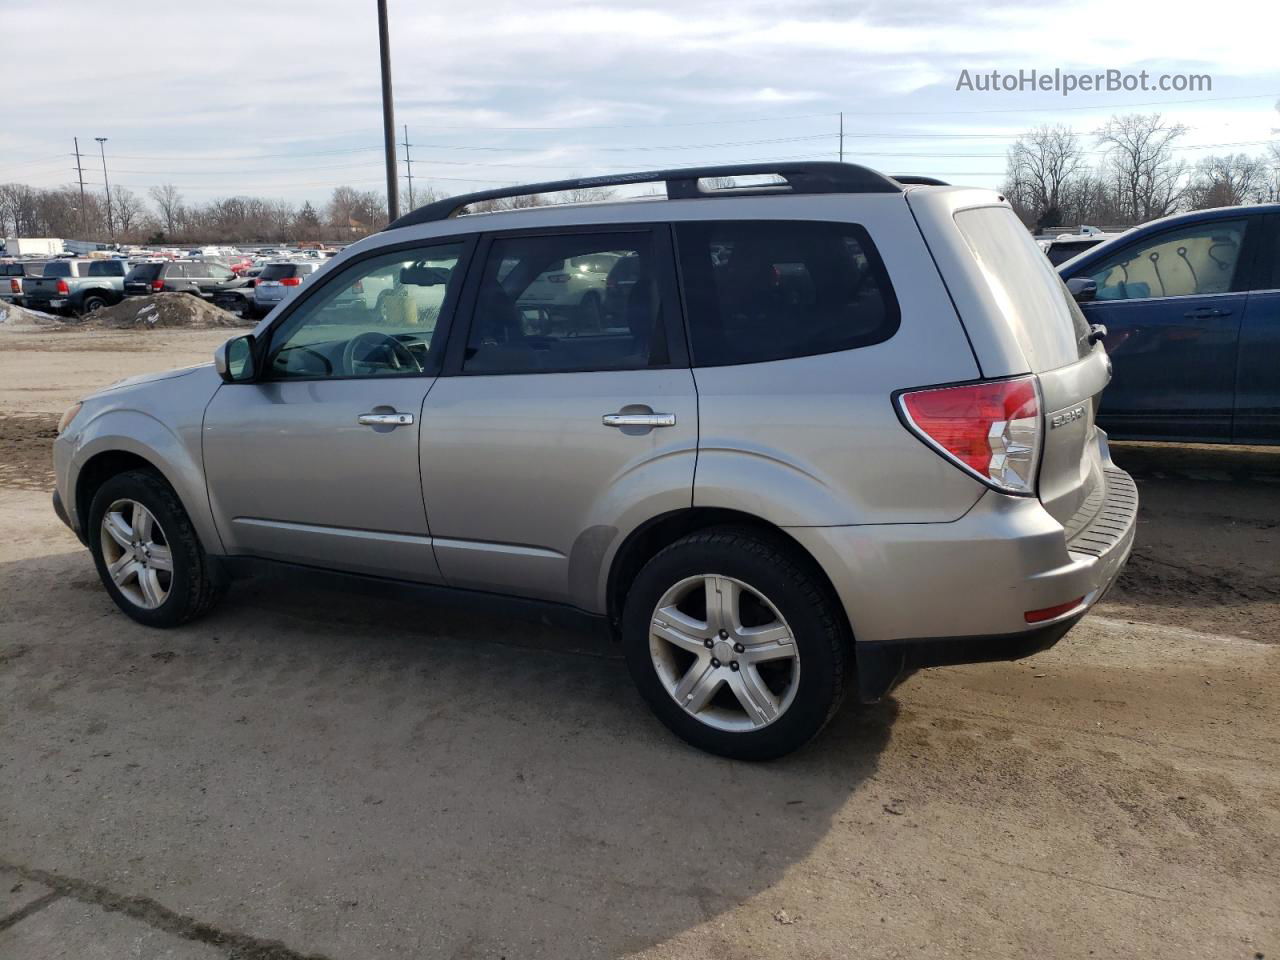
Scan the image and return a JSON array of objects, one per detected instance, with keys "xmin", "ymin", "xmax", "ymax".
[
  {"xmin": 1039, "ymin": 232, "xmax": 1122, "ymax": 267},
  {"xmin": 1, "ymin": 260, "xmax": 47, "ymax": 305},
  {"xmin": 1058, "ymin": 203, "xmax": 1280, "ymax": 443},
  {"xmin": 252, "ymin": 261, "xmax": 322, "ymax": 315},
  {"xmin": 22, "ymin": 258, "xmax": 127, "ymax": 315},
  {"xmin": 51, "ymin": 162, "xmax": 1135, "ymax": 759},
  {"xmin": 516, "ymin": 251, "xmax": 620, "ymax": 331},
  {"xmin": 124, "ymin": 260, "xmax": 239, "ymax": 300}
]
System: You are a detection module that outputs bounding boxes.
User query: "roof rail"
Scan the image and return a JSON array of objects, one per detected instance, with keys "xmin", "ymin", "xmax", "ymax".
[
  {"xmin": 385, "ymin": 161, "xmax": 903, "ymax": 230},
  {"xmin": 890, "ymin": 175, "xmax": 950, "ymax": 186}
]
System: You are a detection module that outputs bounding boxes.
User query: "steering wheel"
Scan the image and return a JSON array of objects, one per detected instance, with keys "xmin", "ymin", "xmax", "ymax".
[{"xmin": 342, "ymin": 331, "xmax": 422, "ymax": 376}]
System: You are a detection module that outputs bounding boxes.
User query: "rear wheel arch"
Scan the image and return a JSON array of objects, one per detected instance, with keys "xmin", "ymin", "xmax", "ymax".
[{"xmin": 606, "ymin": 508, "xmax": 850, "ymax": 641}]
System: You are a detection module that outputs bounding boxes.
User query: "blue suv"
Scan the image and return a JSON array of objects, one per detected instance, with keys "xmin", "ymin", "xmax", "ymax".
[{"xmin": 1059, "ymin": 204, "xmax": 1280, "ymax": 444}]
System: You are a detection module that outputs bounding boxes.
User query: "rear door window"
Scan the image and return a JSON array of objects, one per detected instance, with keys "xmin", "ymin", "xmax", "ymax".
[
  {"xmin": 674, "ymin": 220, "xmax": 899, "ymax": 366},
  {"xmin": 461, "ymin": 231, "xmax": 668, "ymax": 374},
  {"xmin": 954, "ymin": 205, "xmax": 1091, "ymax": 366}
]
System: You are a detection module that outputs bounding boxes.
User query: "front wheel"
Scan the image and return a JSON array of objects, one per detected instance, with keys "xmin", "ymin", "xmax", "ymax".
[
  {"xmin": 622, "ymin": 528, "xmax": 849, "ymax": 760},
  {"xmin": 87, "ymin": 470, "xmax": 225, "ymax": 627}
]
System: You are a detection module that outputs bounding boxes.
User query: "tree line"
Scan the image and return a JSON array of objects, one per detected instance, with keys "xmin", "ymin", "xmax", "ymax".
[
  {"xmin": 0, "ymin": 182, "xmax": 408, "ymax": 246},
  {"xmin": 1004, "ymin": 112, "xmax": 1280, "ymax": 230}
]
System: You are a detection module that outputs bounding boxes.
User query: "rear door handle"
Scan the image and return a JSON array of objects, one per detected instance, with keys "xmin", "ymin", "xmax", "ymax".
[
  {"xmin": 357, "ymin": 412, "xmax": 414, "ymax": 426},
  {"xmin": 1183, "ymin": 307, "xmax": 1230, "ymax": 319},
  {"xmin": 602, "ymin": 412, "xmax": 676, "ymax": 428}
]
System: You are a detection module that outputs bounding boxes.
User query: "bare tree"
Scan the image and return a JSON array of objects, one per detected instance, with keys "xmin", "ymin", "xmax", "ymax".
[
  {"xmin": 111, "ymin": 186, "xmax": 148, "ymax": 238},
  {"xmin": 1185, "ymin": 153, "xmax": 1269, "ymax": 208},
  {"xmin": 1095, "ymin": 113, "xmax": 1188, "ymax": 223},
  {"xmin": 1004, "ymin": 125, "xmax": 1087, "ymax": 228},
  {"xmin": 149, "ymin": 184, "xmax": 183, "ymax": 236}
]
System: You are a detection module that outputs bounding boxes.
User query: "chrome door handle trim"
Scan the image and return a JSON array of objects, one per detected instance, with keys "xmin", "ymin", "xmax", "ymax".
[
  {"xmin": 357, "ymin": 412, "xmax": 414, "ymax": 426},
  {"xmin": 602, "ymin": 413, "xmax": 676, "ymax": 428}
]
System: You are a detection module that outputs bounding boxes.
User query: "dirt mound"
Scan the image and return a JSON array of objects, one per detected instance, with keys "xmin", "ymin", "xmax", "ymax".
[
  {"xmin": 0, "ymin": 302, "xmax": 61, "ymax": 326},
  {"xmin": 80, "ymin": 294, "xmax": 252, "ymax": 330}
]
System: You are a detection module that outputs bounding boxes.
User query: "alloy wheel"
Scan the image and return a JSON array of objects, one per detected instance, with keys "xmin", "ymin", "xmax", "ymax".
[
  {"xmin": 99, "ymin": 499, "xmax": 173, "ymax": 610},
  {"xmin": 649, "ymin": 574, "xmax": 800, "ymax": 732}
]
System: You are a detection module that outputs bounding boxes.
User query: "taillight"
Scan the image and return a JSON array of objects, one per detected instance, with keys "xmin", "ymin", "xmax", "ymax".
[
  {"xmin": 280, "ymin": 276, "xmax": 302, "ymax": 286},
  {"xmin": 151, "ymin": 279, "xmax": 164, "ymax": 291},
  {"xmin": 56, "ymin": 279, "xmax": 70, "ymax": 295},
  {"xmin": 9, "ymin": 278, "xmax": 19, "ymax": 293},
  {"xmin": 897, "ymin": 375, "xmax": 1042, "ymax": 495}
]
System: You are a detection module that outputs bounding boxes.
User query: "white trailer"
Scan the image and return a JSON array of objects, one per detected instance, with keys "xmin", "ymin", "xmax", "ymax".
[{"xmin": 2, "ymin": 237, "xmax": 65, "ymax": 257}]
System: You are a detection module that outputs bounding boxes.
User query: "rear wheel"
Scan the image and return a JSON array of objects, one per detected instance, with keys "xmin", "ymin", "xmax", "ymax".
[
  {"xmin": 80, "ymin": 294, "xmax": 107, "ymax": 315},
  {"xmin": 622, "ymin": 527, "xmax": 848, "ymax": 759},
  {"xmin": 87, "ymin": 470, "xmax": 224, "ymax": 627}
]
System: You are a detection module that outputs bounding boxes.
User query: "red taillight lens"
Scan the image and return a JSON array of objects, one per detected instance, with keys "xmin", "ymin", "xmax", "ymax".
[
  {"xmin": 280, "ymin": 276, "xmax": 302, "ymax": 286},
  {"xmin": 56, "ymin": 279, "xmax": 70, "ymax": 295},
  {"xmin": 151, "ymin": 279, "xmax": 164, "ymax": 291},
  {"xmin": 898, "ymin": 375, "xmax": 1041, "ymax": 495},
  {"xmin": 9, "ymin": 279, "xmax": 19, "ymax": 293}
]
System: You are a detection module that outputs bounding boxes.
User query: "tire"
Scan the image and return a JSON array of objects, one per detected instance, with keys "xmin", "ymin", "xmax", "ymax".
[
  {"xmin": 80, "ymin": 294, "xmax": 107, "ymax": 315},
  {"xmin": 87, "ymin": 469, "xmax": 225, "ymax": 628},
  {"xmin": 622, "ymin": 527, "xmax": 849, "ymax": 760}
]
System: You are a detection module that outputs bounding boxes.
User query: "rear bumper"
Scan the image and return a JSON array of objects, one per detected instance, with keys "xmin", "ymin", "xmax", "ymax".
[{"xmin": 786, "ymin": 443, "xmax": 1137, "ymax": 701}]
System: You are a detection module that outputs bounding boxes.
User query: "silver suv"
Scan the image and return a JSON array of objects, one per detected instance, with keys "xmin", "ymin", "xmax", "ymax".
[{"xmin": 51, "ymin": 163, "xmax": 1137, "ymax": 759}]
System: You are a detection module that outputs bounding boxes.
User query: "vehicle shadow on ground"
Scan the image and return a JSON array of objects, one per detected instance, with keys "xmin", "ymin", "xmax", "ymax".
[{"xmin": 0, "ymin": 551, "xmax": 895, "ymax": 959}]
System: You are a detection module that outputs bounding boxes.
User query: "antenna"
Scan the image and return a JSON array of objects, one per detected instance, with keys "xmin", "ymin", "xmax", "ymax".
[
  {"xmin": 401, "ymin": 124, "xmax": 415, "ymax": 209},
  {"xmin": 72, "ymin": 137, "xmax": 88, "ymax": 238}
]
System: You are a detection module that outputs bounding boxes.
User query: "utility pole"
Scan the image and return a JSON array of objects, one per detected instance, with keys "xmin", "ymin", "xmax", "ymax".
[
  {"xmin": 72, "ymin": 137, "xmax": 88, "ymax": 238},
  {"xmin": 838, "ymin": 112, "xmax": 844, "ymax": 163},
  {"xmin": 95, "ymin": 137, "xmax": 114, "ymax": 242},
  {"xmin": 401, "ymin": 123, "xmax": 415, "ymax": 209},
  {"xmin": 376, "ymin": 0, "xmax": 399, "ymax": 222}
]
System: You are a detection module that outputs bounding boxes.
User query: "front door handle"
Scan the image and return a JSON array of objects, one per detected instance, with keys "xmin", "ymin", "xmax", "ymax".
[
  {"xmin": 602, "ymin": 412, "xmax": 676, "ymax": 428},
  {"xmin": 357, "ymin": 412, "xmax": 414, "ymax": 427},
  {"xmin": 1183, "ymin": 307, "xmax": 1230, "ymax": 319}
]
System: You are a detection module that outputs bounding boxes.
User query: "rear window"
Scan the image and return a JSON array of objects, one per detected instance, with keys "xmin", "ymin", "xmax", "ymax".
[
  {"xmin": 126, "ymin": 263, "xmax": 163, "ymax": 282},
  {"xmin": 86, "ymin": 260, "xmax": 124, "ymax": 277},
  {"xmin": 1, "ymin": 264, "xmax": 23, "ymax": 277},
  {"xmin": 675, "ymin": 220, "xmax": 899, "ymax": 366},
  {"xmin": 260, "ymin": 264, "xmax": 298, "ymax": 280},
  {"xmin": 42, "ymin": 261, "xmax": 72, "ymax": 278},
  {"xmin": 954, "ymin": 206, "xmax": 1091, "ymax": 366}
]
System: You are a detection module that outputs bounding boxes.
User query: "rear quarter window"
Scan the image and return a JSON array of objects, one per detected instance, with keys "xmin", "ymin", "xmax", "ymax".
[
  {"xmin": 675, "ymin": 220, "xmax": 899, "ymax": 366},
  {"xmin": 954, "ymin": 206, "xmax": 1091, "ymax": 367}
]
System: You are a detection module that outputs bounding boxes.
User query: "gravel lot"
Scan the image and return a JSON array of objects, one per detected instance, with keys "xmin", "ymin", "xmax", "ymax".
[{"xmin": 0, "ymin": 322, "xmax": 1276, "ymax": 959}]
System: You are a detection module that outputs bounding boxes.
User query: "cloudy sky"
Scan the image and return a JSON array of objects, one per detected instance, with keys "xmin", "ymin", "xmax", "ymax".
[{"xmin": 3, "ymin": 0, "xmax": 1277, "ymax": 209}]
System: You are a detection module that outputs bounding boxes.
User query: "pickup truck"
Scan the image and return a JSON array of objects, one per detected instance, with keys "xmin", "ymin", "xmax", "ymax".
[
  {"xmin": 1, "ymin": 260, "xmax": 47, "ymax": 306},
  {"xmin": 22, "ymin": 259, "xmax": 128, "ymax": 315}
]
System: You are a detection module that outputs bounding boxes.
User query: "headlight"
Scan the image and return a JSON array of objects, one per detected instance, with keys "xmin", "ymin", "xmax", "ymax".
[{"xmin": 57, "ymin": 401, "xmax": 83, "ymax": 435}]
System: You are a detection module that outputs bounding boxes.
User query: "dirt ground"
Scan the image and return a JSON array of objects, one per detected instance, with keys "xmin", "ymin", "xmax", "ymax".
[{"xmin": 0, "ymin": 322, "xmax": 1276, "ymax": 960}]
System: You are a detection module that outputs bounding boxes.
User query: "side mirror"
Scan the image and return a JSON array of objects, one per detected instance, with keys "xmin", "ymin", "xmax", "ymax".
[
  {"xmin": 1066, "ymin": 277, "xmax": 1097, "ymax": 303},
  {"xmin": 215, "ymin": 334, "xmax": 257, "ymax": 383}
]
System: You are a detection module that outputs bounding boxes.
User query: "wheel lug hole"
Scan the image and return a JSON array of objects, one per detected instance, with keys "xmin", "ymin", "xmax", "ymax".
[
  {"xmin": 710, "ymin": 658, "xmax": 720, "ymax": 668},
  {"xmin": 718, "ymin": 629, "xmax": 728, "ymax": 639},
  {"xmin": 733, "ymin": 643, "xmax": 744, "ymax": 653},
  {"xmin": 703, "ymin": 638, "xmax": 714, "ymax": 649},
  {"xmin": 730, "ymin": 661, "xmax": 740, "ymax": 671}
]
